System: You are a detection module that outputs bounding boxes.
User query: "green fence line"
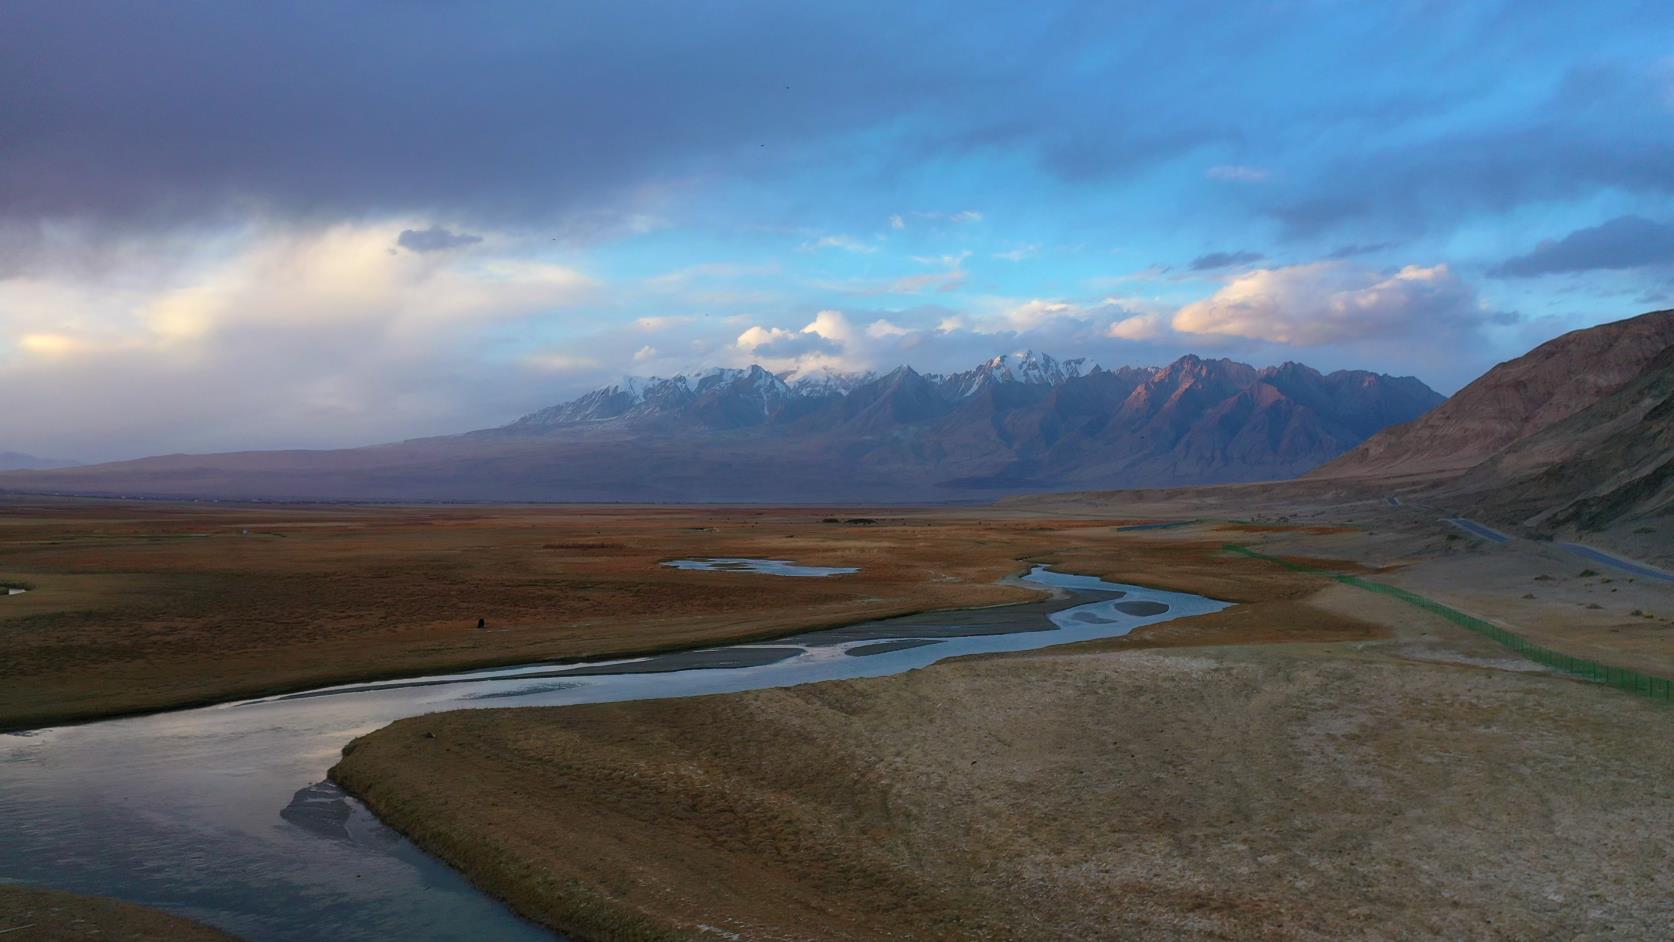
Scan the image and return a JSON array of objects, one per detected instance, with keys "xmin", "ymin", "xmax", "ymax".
[{"xmin": 1224, "ymin": 544, "xmax": 1674, "ymax": 702}]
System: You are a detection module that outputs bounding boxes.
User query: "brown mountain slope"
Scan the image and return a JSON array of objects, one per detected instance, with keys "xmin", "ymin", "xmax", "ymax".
[
  {"xmin": 1447, "ymin": 344, "xmax": 1674, "ymax": 534},
  {"xmin": 1311, "ymin": 309, "xmax": 1674, "ymax": 480}
]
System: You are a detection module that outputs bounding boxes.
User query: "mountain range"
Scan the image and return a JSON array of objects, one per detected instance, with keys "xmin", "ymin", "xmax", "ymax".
[
  {"xmin": 0, "ymin": 452, "xmax": 79, "ymax": 472},
  {"xmin": 0, "ymin": 351, "xmax": 1442, "ymax": 502}
]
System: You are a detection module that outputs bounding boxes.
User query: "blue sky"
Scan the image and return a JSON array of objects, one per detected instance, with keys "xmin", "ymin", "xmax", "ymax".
[{"xmin": 2, "ymin": 1, "xmax": 1672, "ymax": 459}]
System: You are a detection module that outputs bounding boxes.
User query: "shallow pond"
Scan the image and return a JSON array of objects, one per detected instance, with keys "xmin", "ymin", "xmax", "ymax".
[
  {"xmin": 0, "ymin": 565, "xmax": 1228, "ymax": 941},
  {"xmin": 660, "ymin": 557, "xmax": 860, "ymax": 576}
]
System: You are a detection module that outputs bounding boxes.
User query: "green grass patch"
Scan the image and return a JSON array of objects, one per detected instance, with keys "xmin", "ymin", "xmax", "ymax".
[{"xmin": 1224, "ymin": 544, "xmax": 1674, "ymax": 702}]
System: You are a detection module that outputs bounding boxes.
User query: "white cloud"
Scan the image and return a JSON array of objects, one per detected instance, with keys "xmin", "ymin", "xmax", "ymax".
[
  {"xmin": 634, "ymin": 315, "xmax": 695, "ymax": 332},
  {"xmin": 798, "ymin": 233, "xmax": 879, "ymax": 254},
  {"xmin": 1107, "ymin": 313, "xmax": 1166, "ymax": 340},
  {"xmin": 1004, "ymin": 299, "xmax": 1084, "ymax": 330},
  {"xmin": 910, "ymin": 250, "xmax": 972, "ymax": 268},
  {"xmin": 1172, "ymin": 261, "xmax": 1488, "ymax": 345},
  {"xmin": 911, "ymin": 209, "xmax": 984, "ymax": 225},
  {"xmin": 888, "ymin": 213, "xmax": 906, "ymax": 230},
  {"xmin": 525, "ymin": 352, "xmax": 600, "ymax": 372},
  {"xmin": 888, "ymin": 270, "xmax": 967, "ymax": 294},
  {"xmin": 633, "ymin": 344, "xmax": 657, "ymax": 362},
  {"xmin": 0, "ymin": 221, "xmax": 596, "ymax": 458},
  {"xmin": 993, "ymin": 244, "xmax": 1040, "ymax": 262},
  {"xmin": 735, "ymin": 315, "xmax": 846, "ymax": 361},
  {"xmin": 644, "ymin": 261, "xmax": 778, "ymax": 290}
]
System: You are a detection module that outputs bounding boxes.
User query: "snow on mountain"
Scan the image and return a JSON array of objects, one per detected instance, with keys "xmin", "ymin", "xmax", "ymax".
[
  {"xmin": 943, "ymin": 350, "xmax": 1094, "ymax": 397},
  {"xmin": 787, "ymin": 366, "xmax": 876, "ymax": 397}
]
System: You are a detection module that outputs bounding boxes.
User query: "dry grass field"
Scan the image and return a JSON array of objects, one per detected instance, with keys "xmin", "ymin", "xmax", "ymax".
[
  {"xmin": 334, "ymin": 546, "xmax": 1674, "ymax": 941},
  {"xmin": 0, "ymin": 496, "xmax": 1328, "ymax": 731},
  {"xmin": 0, "ymin": 498, "xmax": 1064, "ymax": 730},
  {"xmin": 0, "ymin": 885, "xmax": 240, "ymax": 941}
]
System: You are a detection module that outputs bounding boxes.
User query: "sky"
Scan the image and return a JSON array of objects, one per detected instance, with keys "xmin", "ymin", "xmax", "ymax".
[{"xmin": 3, "ymin": 1, "xmax": 1673, "ymax": 461}]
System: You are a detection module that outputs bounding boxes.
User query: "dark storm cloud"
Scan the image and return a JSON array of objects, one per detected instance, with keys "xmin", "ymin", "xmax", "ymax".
[
  {"xmin": 397, "ymin": 227, "xmax": 483, "ymax": 253},
  {"xmin": 5, "ymin": 2, "xmax": 1669, "ymax": 246},
  {"xmin": 1325, "ymin": 242, "xmax": 1395, "ymax": 260},
  {"xmin": 1265, "ymin": 63, "xmax": 1674, "ymax": 240},
  {"xmin": 0, "ymin": 2, "xmax": 977, "ymax": 230},
  {"xmin": 1188, "ymin": 250, "xmax": 1264, "ymax": 271},
  {"xmin": 1490, "ymin": 216, "xmax": 1674, "ymax": 278}
]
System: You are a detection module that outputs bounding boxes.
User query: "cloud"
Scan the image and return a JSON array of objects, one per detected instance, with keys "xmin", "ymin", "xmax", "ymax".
[
  {"xmin": 910, "ymin": 250, "xmax": 971, "ymax": 268},
  {"xmin": 1265, "ymin": 63, "xmax": 1674, "ymax": 238},
  {"xmin": 525, "ymin": 352, "xmax": 600, "ymax": 372},
  {"xmin": 0, "ymin": 5, "xmax": 983, "ymax": 235},
  {"xmin": 634, "ymin": 315, "xmax": 696, "ymax": 332},
  {"xmin": 1188, "ymin": 250, "xmax": 1264, "ymax": 271},
  {"xmin": 633, "ymin": 344, "xmax": 657, "ymax": 362},
  {"xmin": 1172, "ymin": 261, "xmax": 1491, "ymax": 345},
  {"xmin": 992, "ymin": 243, "xmax": 1040, "ymax": 262},
  {"xmin": 396, "ymin": 226, "xmax": 483, "ymax": 253},
  {"xmin": 820, "ymin": 269, "xmax": 967, "ymax": 296},
  {"xmin": 888, "ymin": 214, "xmax": 906, "ymax": 230},
  {"xmin": 1325, "ymin": 242, "xmax": 1395, "ymax": 259},
  {"xmin": 735, "ymin": 324, "xmax": 841, "ymax": 358},
  {"xmin": 0, "ymin": 221, "xmax": 595, "ymax": 458},
  {"xmin": 1206, "ymin": 165, "xmax": 1270, "ymax": 182},
  {"xmin": 799, "ymin": 234, "xmax": 880, "ymax": 254},
  {"xmin": 1489, "ymin": 215, "xmax": 1674, "ymax": 277},
  {"xmin": 888, "ymin": 270, "xmax": 967, "ymax": 294},
  {"xmin": 911, "ymin": 210, "xmax": 983, "ymax": 224},
  {"xmin": 644, "ymin": 262, "xmax": 778, "ymax": 290},
  {"xmin": 1107, "ymin": 313, "xmax": 1165, "ymax": 340}
]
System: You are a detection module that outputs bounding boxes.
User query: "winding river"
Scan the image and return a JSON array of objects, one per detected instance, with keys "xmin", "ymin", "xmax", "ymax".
[{"xmin": 0, "ymin": 565, "xmax": 1228, "ymax": 940}]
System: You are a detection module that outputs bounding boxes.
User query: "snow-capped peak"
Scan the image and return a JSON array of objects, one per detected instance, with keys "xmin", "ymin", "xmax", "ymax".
[
  {"xmin": 787, "ymin": 365, "xmax": 875, "ymax": 396},
  {"xmin": 952, "ymin": 350, "xmax": 1093, "ymax": 395}
]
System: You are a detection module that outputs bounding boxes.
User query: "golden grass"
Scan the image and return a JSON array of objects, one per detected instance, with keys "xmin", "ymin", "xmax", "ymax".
[{"xmin": 0, "ymin": 498, "xmax": 1316, "ymax": 730}]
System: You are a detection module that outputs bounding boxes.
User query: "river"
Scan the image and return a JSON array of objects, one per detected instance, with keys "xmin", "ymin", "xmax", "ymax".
[{"xmin": 0, "ymin": 565, "xmax": 1228, "ymax": 940}]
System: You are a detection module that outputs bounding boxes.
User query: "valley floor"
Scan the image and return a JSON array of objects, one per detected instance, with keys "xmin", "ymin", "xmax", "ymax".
[
  {"xmin": 330, "ymin": 508, "xmax": 1674, "ymax": 942},
  {"xmin": 0, "ymin": 499, "xmax": 1079, "ymax": 730},
  {"xmin": 7, "ymin": 494, "xmax": 1671, "ymax": 940}
]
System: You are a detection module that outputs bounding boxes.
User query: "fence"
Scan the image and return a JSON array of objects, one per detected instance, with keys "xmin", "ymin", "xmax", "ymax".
[{"xmin": 1224, "ymin": 544, "xmax": 1674, "ymax": 702}]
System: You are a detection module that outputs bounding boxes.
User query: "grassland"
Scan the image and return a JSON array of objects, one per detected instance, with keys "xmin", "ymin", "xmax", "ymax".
[
  {"xmin": 0, "ymin": 885, "xmax": 239, "ymax": 941},
  {"xmin": 0, "ymin": 497, "xmax": 1290, "ymax": 730},
  {"xmin": 332, "ymin": 527, "xmax": 1674, "ymax": 941}
]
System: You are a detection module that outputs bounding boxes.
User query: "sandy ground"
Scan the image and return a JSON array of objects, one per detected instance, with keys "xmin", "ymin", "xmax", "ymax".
[
  {"xmin": 0, "ymin": 885, "xmax": 240, "ymax": 941},
  {"xmin": 331, "ymin": 532, "xmax": 1674, "ymax": 941}
]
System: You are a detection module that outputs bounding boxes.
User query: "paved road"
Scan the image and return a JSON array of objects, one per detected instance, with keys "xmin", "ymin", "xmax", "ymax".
[
  {"xmin": 1444, "ymin": 517, "xmax": 1511, "ymax": 543},
  {"xmin": 1441, "ymin": 515, "xmax": 1672, "ymax": 584},
  {"xmin": 1559, "ymin": 542, "xmax": 1674, "ymax": 584}
]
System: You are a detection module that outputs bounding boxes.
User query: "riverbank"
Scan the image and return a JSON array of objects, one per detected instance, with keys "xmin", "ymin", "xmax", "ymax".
[
  {"xmin": 0, "ymin": 884, "xmax": 242, "ymax": 941},
  {"xmin": 331, "ymin": 537, "xmax": 1674, "ymax": 940}
]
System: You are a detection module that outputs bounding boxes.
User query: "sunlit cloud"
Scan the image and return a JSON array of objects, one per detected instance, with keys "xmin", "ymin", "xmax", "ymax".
[{"xmin": 1172, "ymin": 262, "xmax": 1494, "ymax": 345}]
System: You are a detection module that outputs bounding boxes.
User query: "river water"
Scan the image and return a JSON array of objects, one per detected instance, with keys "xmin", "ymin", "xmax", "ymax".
[{"xmin": 0, "ymin": 565, "xmax": 1228, "ymax": 940}]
